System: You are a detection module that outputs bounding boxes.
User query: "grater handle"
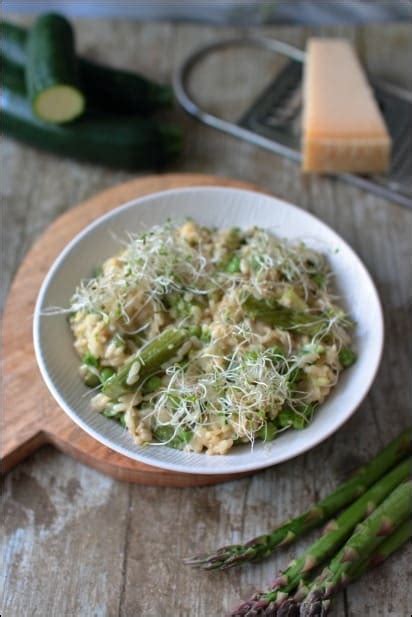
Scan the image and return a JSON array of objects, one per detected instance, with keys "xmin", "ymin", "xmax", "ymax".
[{"xmin": 173, "ymin": 36, "xmax": 306, "ymax": 162}]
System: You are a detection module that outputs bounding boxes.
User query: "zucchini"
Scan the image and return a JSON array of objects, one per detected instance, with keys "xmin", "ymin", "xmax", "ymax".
[
  {"xmin": 78, "ymin": 58, "xmax": 172, "ymax": 115},
  {"xmin": 1, "ymin": 56, "xmax": 182, "ymax": 169},
  {"xmin": 26, "ymin": 14, "xmax": 85, "ymax": 123},
  {"xmin": 0, "ymin": 20, "xmax": 27, "ymax": 65},
  {"xmin": 1, "ymin": 20, "xmax": 173, "ymax": 114}
]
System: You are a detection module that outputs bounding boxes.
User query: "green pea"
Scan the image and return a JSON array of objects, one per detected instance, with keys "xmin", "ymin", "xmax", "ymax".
[
  {"xmin": 339, "ymin": 347, "xmax": 357, "ymax": 368},
  {"xmin": 277, "ymin": 409, "xmax": 294, "ymax": 428},
  {"xmin": 225, "ymin": 255, "xmax": 241, "ymax": 273},
  {"xmin": 291, "ymin": 414, "xmax": 307, "ymax": 430},
  {"xmin": 100, "ymin": 367, "xmax": 115, "ymax": 383},
  {"xmin": 143, "ymin": 376, "xmax": 162, "ymax": 394},
  {"xmin": 256, "ymin": 421, "xmax": 277, "ymax": 441},
  {"xmin": 189, "ymin": 325, "xmax": 202, "ymax": 338},
  {"xmin": 311, "ymin": 272, "xmax": 326, "ymax": 288},
  {"xmin": 82, "ymin": 352, "xmax": 99, "ymax": 368},
  {"xmin": 83, "ymin": 371, "xmax": 100, "ymax": 388},
  {"xmin": 200, "ymin": 327, "xmax": 211, "ymax": 343}
]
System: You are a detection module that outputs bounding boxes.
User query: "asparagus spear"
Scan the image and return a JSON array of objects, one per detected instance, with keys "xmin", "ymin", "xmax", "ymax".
[
  {"xmin": 350, "ymin": 516, "xmax": 411, "ymax": 577},
  {"xmin": 243, "ymin": 296, "xmax": 327, "ymax": 335},
  {"xmin": 229, "ymin": 459, "xmax": 410, "ymax": 616},
  {"xmin": 184, "ymin": 429, "xmax": 411, "ymax": 569},
  {"xmin": 103, "ymin": 326, "xmax": 188, "ymax": 399},
  {"xmin": 298, "ymin": 480, "xmax": 412, "ymax": 617},
  {"xmin": 276, "ymin": 519, "xmax": 412, "ymax": 617}
]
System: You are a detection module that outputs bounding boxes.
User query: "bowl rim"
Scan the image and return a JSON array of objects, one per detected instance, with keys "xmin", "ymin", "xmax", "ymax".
[{"xmin": 33, "ymin": 185, "xmax": 384, "ymax": 474}]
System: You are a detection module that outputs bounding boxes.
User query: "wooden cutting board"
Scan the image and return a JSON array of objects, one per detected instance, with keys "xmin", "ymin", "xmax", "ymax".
[{"xmin": 1, "ymin": 173, "xmax": 268, "ymax": 487}]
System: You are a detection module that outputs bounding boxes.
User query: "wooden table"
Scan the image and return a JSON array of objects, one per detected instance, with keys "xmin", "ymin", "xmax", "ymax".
[{"xmin": 1, "ymin": 17, "xmax": 411, "ymax": 617}]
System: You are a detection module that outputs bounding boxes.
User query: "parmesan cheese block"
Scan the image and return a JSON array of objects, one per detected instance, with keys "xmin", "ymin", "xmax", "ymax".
[{"xmin": 302, "ymin": 38, "xmax": 391, "ymax": 173}]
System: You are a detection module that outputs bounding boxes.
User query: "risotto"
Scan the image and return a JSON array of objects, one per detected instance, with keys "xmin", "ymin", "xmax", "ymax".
[{"xmin": 69, "ymin": 221, "xmax": 356, "ymax": 455}]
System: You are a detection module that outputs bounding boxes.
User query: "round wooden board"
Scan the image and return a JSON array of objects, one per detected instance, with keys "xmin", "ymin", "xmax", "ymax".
[{"xmin": 1, "ymin": 173, "xmax": 268, "ymax": 487}]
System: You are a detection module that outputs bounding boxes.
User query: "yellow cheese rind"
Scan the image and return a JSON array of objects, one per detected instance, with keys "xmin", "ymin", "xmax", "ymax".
[{"xmin": 302, "ymin": 38, "xmax": 391, "ymax": 174}]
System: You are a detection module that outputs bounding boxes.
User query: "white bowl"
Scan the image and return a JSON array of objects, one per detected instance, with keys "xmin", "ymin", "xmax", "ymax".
[{"xmin": 33, "ymin": 187, "xmax": 384, "ymax": 475}]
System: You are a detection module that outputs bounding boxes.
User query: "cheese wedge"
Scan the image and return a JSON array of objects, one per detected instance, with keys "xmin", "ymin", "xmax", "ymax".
[{"xmin": 302, "ymin": 38, "xmax": 391, "ymax": 173}]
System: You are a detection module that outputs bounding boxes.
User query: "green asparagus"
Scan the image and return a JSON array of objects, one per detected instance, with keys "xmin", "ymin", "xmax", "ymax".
[
  {"xmin": 103, "ymin": 327, "xmax": 188, "ymax": 399},
  {"xmin": 298, "ymin": 480, "xmax": 412, "ymax": 617},
  {"xmin": 351, "ymin": 517, "xmax": 411, "ymax": 577},
  {"xmin": 230, "ymin": 459, "xmax": 410, "ymax": 616},
  {"xmin": 276, "ymin": 519, "xmax": 412, "ymax": 617},
  {"xmin": 184, "ymin": 429, "xmax": 411, "ymax": 569},
  {"xmin": 243, "ymin": 296, "xmax": 328, "ymax": 335}
]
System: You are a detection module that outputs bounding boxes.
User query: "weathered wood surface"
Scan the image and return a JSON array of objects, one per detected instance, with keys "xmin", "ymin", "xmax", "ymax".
[{"xmin": 1, "ymin": 17, "xmax": 411, "ymax": 617}]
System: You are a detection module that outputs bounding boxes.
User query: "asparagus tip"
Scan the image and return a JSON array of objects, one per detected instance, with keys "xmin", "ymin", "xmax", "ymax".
[
  {"xmin": 277, "ymin": 599, "xmax": 300, "ymax": 617},
  {"xmin": 342, "ymin": 546, "xmax": 359, "ymax": 563},
  {"xmin": 229, "ymin": 596, "xmax": 269, "ymax": 617},
  {"xmin": 299, "ymin": 589, "xmax": 327, "ymax": 617},
  {"xmin": 377, "ymin": 516, "xmax": 394, "ymax": 536}
]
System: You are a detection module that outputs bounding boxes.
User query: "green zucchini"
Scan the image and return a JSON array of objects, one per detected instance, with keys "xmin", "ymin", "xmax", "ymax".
[
  {"xmin": 26, "ymin": 14, "xmax": 85, "ymax": 123},
  {"xmin": 78, "ymin": 58, "xmax": 172, "ymax": 114},
  {"xmin": 1, "ymin": 56, "xmax": 182, "ymax": 169},
  {"xmin": 0, "ymin": 20, "xmax": 27, "ymax": 65},
  {"xmin": 0, "ymin": 20, "xmax": 173, "ymax": 114}
]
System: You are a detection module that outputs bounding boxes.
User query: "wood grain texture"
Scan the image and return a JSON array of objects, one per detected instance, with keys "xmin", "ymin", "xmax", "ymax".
[
  {"xmin": 1, "ymin": 173, "xmax": 263, "ymax": 486},
  {"xmin": 1, "ymin": 18, "xmax": 411, "ymax": 617}
]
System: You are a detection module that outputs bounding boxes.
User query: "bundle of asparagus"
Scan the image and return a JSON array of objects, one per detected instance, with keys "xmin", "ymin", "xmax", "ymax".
[{"xmin": 184, "ymin": 429, "xmax": 411, "ymax": 616}]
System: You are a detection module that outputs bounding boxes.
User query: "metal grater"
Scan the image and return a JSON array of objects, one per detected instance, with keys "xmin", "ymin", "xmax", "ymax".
[{"xmin": 174, "ymin": 36, "xmax": 412, "ymax": 209}]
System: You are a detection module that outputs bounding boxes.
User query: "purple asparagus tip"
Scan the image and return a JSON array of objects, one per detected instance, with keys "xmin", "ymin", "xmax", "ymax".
[
  {"xmin": 276, "ymin": 598, "xmax": 300, "ymax": 617},
  {"xmin": 299, "ymin": 589, "xmax": 327, "ymax": 617},
  {"xmin": 230, "ymin": 597, "xmax": 270, "ymax": 617}
]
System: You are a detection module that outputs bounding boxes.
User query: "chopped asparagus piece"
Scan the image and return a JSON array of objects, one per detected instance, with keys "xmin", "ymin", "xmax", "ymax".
[
  {"xmin": 279, "ymin": 288, "xmax": 307, "ymax": 311},
  {"xmin": 243, "ymin": 296, "xmax": 326, "ymax": 335},
  {"xmin": 102, "ymin": 327, "xmax": 188, "ymax": 399}
]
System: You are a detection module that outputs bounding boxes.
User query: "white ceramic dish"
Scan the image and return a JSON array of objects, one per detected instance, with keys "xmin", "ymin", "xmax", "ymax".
[{"xmin": 33, "ymin": 187, "xmax": 384, "ymax": 475}]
